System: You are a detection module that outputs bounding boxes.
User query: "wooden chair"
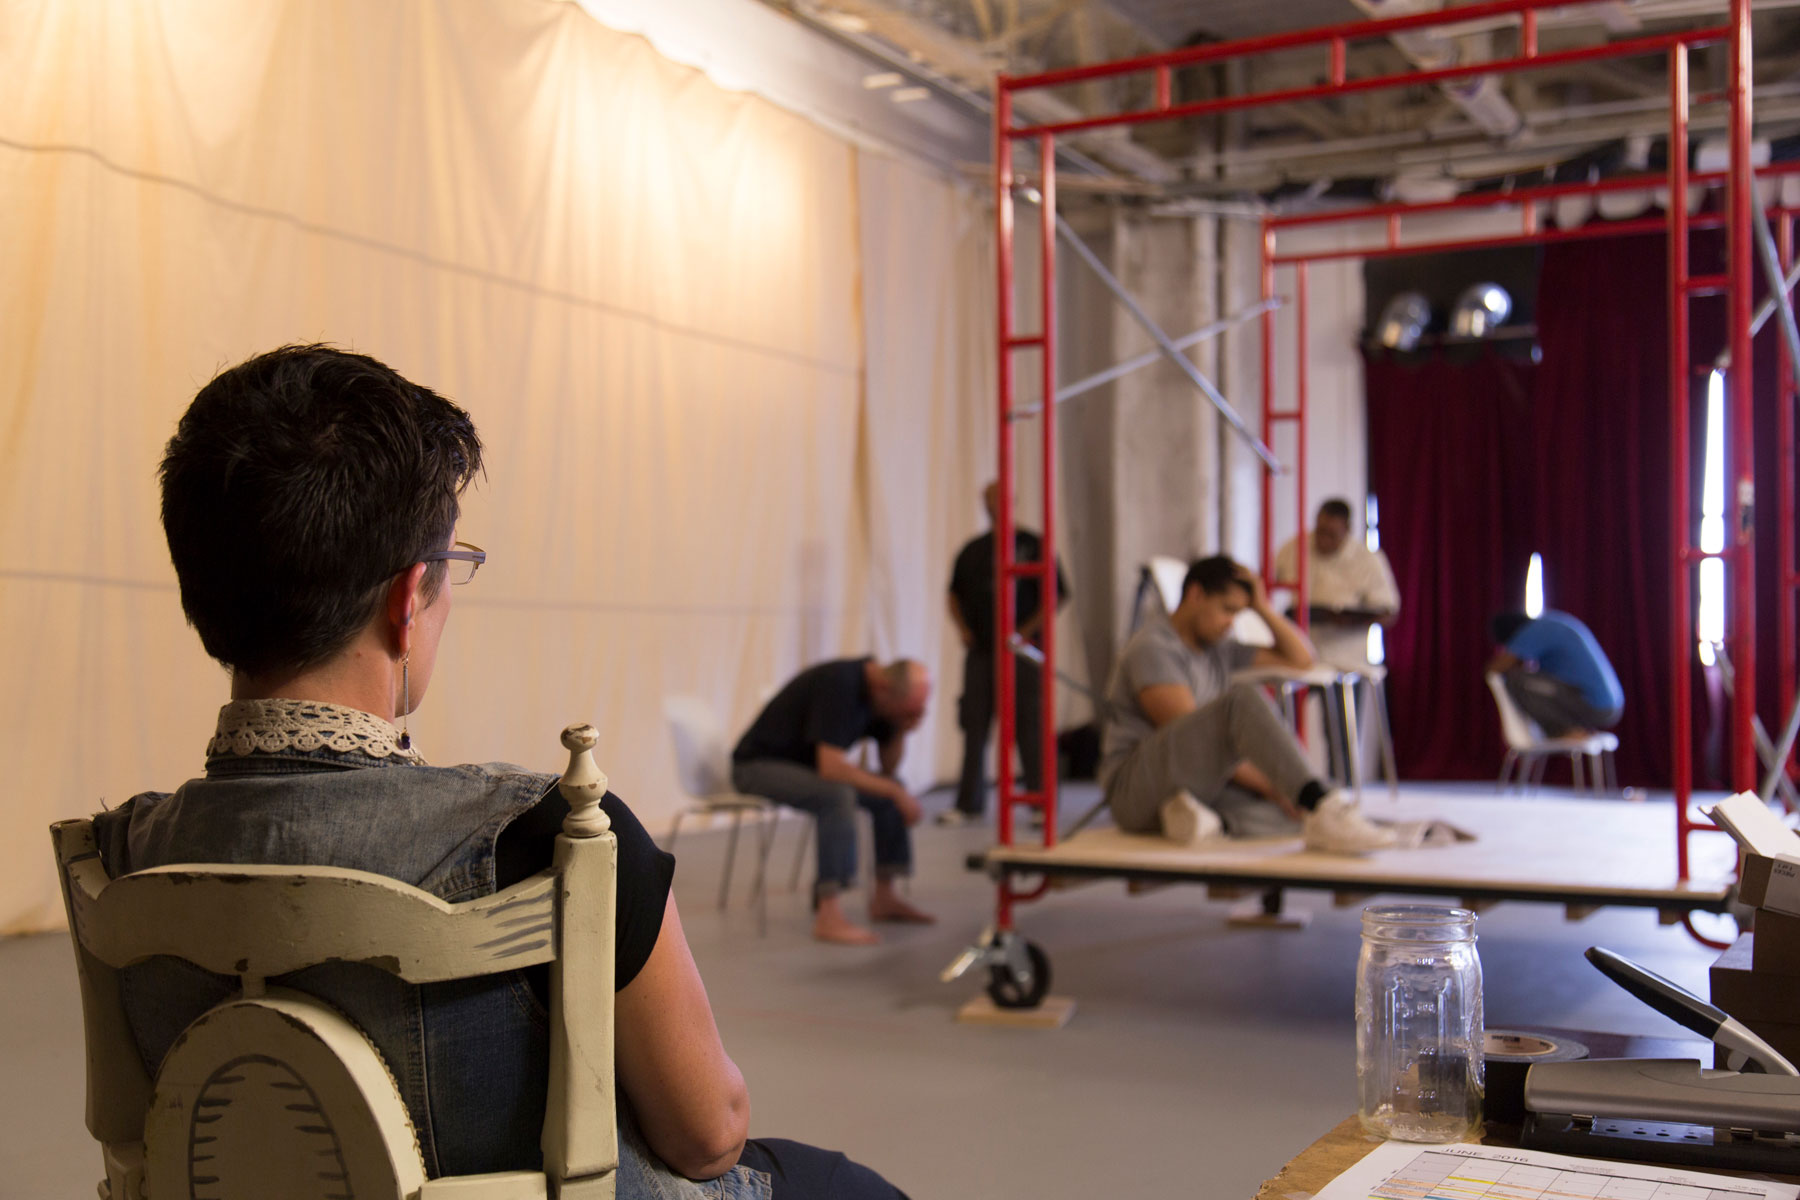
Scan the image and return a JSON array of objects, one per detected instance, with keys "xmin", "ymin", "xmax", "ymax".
[
  {"xmin": 1486, "ymin": 672, "xmax": 1619, "ymax": 795},
  {"xmin": 50, "ymin": 723, "xmax": 620, "ymax": 1200}
]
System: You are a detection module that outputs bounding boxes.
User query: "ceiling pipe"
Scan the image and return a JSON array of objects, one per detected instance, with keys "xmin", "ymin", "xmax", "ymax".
[
  {"xmin": 1170, "ymin": 83, "xmax": 1800, "ymax": 194},
  {"xmin": 1345, "ymin": 0, "xmax": 1526, "ymax": 140},
  {"xmin": 794, "ymin": 0, "xmax": 1179, "ymax": 182}
]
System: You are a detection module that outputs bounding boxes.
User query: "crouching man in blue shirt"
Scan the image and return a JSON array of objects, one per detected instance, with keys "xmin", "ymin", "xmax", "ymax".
[{"xmin": 1489, "ymin": 610, "xmax": 1625, "ymax": 737}]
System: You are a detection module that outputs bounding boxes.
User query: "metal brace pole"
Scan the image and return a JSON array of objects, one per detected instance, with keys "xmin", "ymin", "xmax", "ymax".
[
  {"xmin": 1715, "ymin": 255, "xmax": 1800, "ymax": 370},
  {"xmin": 1752, "ymin": 196, "xmax": 1800, "ymax": 392},
  {"xmin": 1764, "ymin": 693, "xmax": 1800, "ymax": 808},
  {"xmin": 1715, "ymin": 643, "xmax": 1800, "ymax": 809},
  {"xmin": 1021, "ymin": 297, "xmax": 1285, "ymax": 414},
  {"xmin": 1007, "ymin": 634, "xmax": 1118, "ymax": 836},
  {"xmin": 1747, "ymin": 193, "xmax": 1800, "ymax": 804},
  {"xmin": 1009, "ymin": 632, "xmax": 1092, "ymax": 699},
  {"xmin": 1052, "ymin": 211, "xmax": 1284, "ymax": 472}
]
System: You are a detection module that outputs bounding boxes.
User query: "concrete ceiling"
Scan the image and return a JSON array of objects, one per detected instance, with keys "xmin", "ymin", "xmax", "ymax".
[
  {"xmin": 764, "ymin": 0, "xmax": 1800, "ymax": 201},
  {"xmin": 1113, "ymin": 0, "xmax": 1365, "ymax": 44}
]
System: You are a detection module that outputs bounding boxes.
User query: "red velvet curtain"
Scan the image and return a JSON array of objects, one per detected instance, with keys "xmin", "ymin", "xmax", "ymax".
[
  {"xmin": 1526, "ymin": 231, "xmax": 1682, "ymax": 787},
  {"xmin": 1367, "ymin": 225, "xmax": 1741, "ymax": 788},
  {"xmin": 1366, "ymin": 351, "xmax": 1535, "ymax": 779},
  {"xmin": 1753, "ymin": 319, "xmax": 1795, "ymax": 785}
]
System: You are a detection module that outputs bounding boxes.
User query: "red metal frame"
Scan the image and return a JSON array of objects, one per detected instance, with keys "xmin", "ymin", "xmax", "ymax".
[
  {"xmin": 993, "ymin": 0, "xmax": 1769, "ymax": 937},
  {"xmin": 1671, "ymin": 41, "xmax": 1699, "ymax": 870},
  {"xmin": 1782, "ymin": 207, "xmax": 1798, "ymax": 775}
]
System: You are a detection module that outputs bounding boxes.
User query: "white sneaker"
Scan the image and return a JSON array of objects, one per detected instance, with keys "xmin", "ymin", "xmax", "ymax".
[
  {"xmin": 1160, "ymin": 790, "xmax": 1224, "ymax": 845},
  {"xmin": 933, "ymin": 809, "xmax": 970, "ymax": 827},
  {"xmin": 1302, "ymin": 791, "xmax": 1399, "ymax": 856}
]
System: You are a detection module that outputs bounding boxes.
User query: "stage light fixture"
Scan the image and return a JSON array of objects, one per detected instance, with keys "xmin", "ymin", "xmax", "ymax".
[
  {"xmin": 1375, "ymin": 291, "xmax": 1431, "ymax": 352},
  {"xmin": 1450, "ymin": 283, "xmax": 1512, "ymax": 338}
]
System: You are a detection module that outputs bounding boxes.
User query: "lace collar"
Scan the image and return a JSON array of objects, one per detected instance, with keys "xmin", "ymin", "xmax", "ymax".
[{"xmin": 208, "ymin": 698, "xmax": 425, "ymax": 764}]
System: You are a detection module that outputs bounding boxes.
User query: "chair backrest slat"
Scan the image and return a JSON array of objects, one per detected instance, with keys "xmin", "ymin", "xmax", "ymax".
[{"xmin": 64, "ymin": 855, "xmax": 558, "ymax": 982}]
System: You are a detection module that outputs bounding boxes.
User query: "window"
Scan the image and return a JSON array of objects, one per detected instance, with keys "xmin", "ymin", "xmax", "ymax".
[
  {"xmin": 1697, "ymin": 369, "xmax": 1726, "ymax": 666},
  {"xmin": 1365, "ymin": 495, "xmax": 1386, "ymax": 666}
]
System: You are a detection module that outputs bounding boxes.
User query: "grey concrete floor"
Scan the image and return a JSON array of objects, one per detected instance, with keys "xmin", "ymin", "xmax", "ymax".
[{"xmin": 1, "ymin": 784, "xmax": 1728, "ymax": 1199}]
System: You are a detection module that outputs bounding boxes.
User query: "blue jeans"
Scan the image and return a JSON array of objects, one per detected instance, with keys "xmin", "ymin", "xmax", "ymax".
[
  {"xmin": 730, "ymin": 759, "xmax": 911, "ymax": 898},
  {"xmin": 738, "ymin": 1139, "xmax": 908, "ymax": 1199}
]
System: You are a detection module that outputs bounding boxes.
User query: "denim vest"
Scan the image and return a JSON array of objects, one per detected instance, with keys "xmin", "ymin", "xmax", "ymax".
[{"xmin": 93, "ymin": 702, "xmax": 767, "ymax": 1200}]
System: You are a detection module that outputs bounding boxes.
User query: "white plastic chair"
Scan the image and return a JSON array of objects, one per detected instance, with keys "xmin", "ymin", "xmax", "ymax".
[
  {"xmin": 663, "ymin": 695, "xmax": 808, "ymax": 934},
  {"xmin": 51, "ymin": 723, "xmax": 620, "ymax": 1200},
  {"xmin": 1486, "ymin": 672, "xmax": 1619, "ymax": 795}
]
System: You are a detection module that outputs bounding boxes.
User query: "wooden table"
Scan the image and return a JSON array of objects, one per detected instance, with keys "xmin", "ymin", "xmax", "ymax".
[
  {"xmin": 1254, "ymin": 1116, "xmax": 1800, "ymax": 1200},
  {"xmin": 1253, "ymin": 1032, "xmax": 1721, "ymax": 1199},
  {"xmin": 1255, "ymin": 1115, "xmax": 1383, "ymax": 1199}
]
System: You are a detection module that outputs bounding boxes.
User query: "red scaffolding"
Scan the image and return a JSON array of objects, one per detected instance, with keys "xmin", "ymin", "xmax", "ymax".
[{"xmin": 991, "ymin": 0, "xmax": 1780, "ymax": 940}]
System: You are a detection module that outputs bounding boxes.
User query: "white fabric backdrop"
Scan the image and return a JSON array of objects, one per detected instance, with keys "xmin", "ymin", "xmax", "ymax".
[{"xmin": 0, "ymin": 0, "xmax": 995, "ymax": 934}]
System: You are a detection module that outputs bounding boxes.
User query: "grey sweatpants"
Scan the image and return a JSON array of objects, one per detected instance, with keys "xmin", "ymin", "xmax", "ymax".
[{"xmin": 1104, "ymin": 682, "xmax": 1316, "ymax": 837}]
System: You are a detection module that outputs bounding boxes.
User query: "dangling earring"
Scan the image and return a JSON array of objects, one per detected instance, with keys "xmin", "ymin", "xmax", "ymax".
[{"xmin": 399, "ymin": 652, "xmax": 412, "ymax": 751}]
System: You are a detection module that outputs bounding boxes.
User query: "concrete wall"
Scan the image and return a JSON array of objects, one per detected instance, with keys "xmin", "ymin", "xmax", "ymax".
[
  {"xmin": 1058, "ymin": 204, "xmax": 1342, "ymax": 691},
  {"xmin": 1053, "ymin": 202, "xmax": 1522, "ymax": 694},
  {"xmin": 1057, "ymin": 207, "xmax": 1228, "ymax": 690}
]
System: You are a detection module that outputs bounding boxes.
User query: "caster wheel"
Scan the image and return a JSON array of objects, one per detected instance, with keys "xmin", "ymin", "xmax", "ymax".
[{"xmin": 986, "ymin": 939, "xmax": 1051, "ymax": 1009}]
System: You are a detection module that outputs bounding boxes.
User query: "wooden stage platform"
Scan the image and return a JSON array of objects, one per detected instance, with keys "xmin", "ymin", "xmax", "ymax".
[{"xmin": 974, "ymin": 793, "xmax": 1738, "ymax": 916}]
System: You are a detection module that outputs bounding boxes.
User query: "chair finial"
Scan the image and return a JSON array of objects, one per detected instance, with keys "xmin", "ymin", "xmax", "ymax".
[{"xmin": 558, "ymin": 723, "xmax": 611, "ymax": 838}]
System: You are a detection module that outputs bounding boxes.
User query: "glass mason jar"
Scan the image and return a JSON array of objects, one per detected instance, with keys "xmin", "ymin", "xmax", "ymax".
[{"xmin": 1356, "ymin": 905, "xmax": 1484, "ymax": 1143}]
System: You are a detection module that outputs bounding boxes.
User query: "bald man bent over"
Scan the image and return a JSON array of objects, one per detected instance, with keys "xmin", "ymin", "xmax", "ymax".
[{"xmin": 732, "ymin": 658, "xmax": 935, "ymax": 944}]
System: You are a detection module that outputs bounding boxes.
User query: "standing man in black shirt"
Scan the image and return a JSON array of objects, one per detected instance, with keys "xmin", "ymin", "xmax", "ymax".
[
  {"xmin": 943, "ymin": 482, "xmax": 1071, "ymax": 825},
  {"xmin": 731, "ymin": 658, "xmax": 935, "ymax": 945}
]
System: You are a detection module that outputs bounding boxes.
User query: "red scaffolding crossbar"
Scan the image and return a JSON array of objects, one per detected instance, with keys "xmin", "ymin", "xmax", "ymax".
[{"xmin": 992, "ymin": 0, "xmax": 1773, "ymax": 939}]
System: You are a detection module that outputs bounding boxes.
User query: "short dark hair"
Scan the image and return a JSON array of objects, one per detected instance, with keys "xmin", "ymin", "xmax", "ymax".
[
  {"xmin": 1182, "ymin": 554, "xmax": 1251, "ymax": 602},
  {"xmin": 1490, "ymin": 612, "xmax": 1531, "ymax": 645},
  {"xmin": 1318, "ymin": 498, "xmax": 1353, "ymax": 524},
  {"xmin": 160, "ymin": 345, "xmax": 483, "ymax": 676}
]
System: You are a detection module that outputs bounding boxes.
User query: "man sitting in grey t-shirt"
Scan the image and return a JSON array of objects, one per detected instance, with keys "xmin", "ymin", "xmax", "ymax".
[{"xmin": 1100, "ymin": 555, "xmax": 1395, "ymax": 855}]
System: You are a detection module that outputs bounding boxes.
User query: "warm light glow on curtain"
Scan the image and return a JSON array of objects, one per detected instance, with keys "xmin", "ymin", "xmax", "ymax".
[{"xmin": 0, "ymin": 0, "xmax": 992, "ymax": 934}]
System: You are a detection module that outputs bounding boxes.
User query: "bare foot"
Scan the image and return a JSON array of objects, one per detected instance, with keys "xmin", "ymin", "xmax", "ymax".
[
  {"xmin": 813, "ymin": 899, "xmax": 881, "ymax": 945},
  {"xmin": 869, "ymin": 894, "xmax": 937, "ymax": 924}
]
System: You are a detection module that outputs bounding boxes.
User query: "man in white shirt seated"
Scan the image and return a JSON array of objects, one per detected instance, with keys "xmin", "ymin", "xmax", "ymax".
[{"xmin": 1273, "ymin": 497, "xmax": 1399, "ymax": 672}]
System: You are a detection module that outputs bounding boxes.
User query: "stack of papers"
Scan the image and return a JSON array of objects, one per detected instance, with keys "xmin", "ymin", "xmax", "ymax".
[
  {"xmin": 1317, "ymin": 1141, "xmax": 1799, "ymax": 1200},
  {"xmin": 1709, "ymin": 793, "xmax": 1800, "ymax": 861}
]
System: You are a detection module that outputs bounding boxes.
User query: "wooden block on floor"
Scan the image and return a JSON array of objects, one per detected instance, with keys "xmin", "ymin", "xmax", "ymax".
[
  {"xmin": 1227, "ymin": 903, "xmax": 1311, "ymax": 930},
  {"xmin": 956, "ymin": 993, "xmax": 1077, "ymax": 1029}
]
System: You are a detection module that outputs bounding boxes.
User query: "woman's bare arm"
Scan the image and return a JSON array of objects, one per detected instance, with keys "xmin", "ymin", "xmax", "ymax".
[{"xmin": 613, "ymin": 893, "xmax": 750, "ymax": 1179}]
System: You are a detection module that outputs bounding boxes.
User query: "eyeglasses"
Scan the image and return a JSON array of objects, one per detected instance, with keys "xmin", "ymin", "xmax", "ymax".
[{"xmin": 420, "ymin": 541, "xmax": 486, "ymax": 586}]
